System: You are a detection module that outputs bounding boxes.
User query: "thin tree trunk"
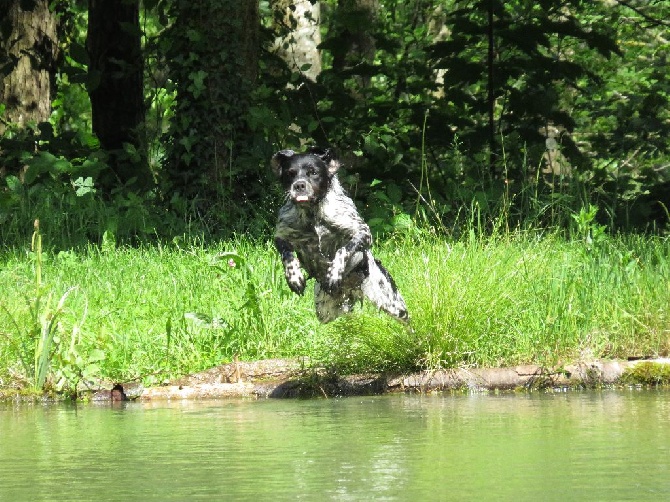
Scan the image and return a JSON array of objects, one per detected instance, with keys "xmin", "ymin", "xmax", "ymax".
[
  {"xmin": 166, "ymin": 0, "xmax": 260, "ymax": 201},
  {"xmin": 487, "ymin": 0, "xmax": 496, "ymax": 176},
  {"xmin": 331, "ymin": 0, "xmax": 378, "ymax": 83}
]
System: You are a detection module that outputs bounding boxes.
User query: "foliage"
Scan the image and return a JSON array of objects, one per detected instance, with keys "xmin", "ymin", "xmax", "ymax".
[
  {"xmin": 1, "ymin": 0, "xmax": 669, "ymax": 247},
  {"xmin": 0, "ymin": 125, "xmax": 166, "ymax": 248},
  {"xmin": 0, "ymin": 220, "xmax": 102, "ymax": 393}
]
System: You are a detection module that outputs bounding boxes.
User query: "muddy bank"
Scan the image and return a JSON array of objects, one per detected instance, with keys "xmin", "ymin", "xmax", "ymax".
[{"xmin": 130, "ymin": 357, "xmax": 670, "ymax": 400}]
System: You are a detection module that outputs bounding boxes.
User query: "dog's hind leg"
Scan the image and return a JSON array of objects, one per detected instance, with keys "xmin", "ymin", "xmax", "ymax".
[
  {"xmin": 361, "ymin": 254, "xmax": 409, "ymax": 322},
  {"xmin": 324, "ymin": 230, "xmax": 372, "ymax": 294},
  {"xmin": 314, "ymin": 282, "xmax": 351, "ymax": 323}
]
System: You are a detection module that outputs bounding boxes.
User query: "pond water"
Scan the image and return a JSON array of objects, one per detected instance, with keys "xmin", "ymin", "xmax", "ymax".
[{"xmin": 1, "ymin": 389, "xmax": 669, "ymax": 501}]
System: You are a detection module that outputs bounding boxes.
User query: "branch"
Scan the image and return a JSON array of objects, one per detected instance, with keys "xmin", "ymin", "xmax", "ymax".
[{"xmin": 613, "ymin": 0, "xmax": 670, "ymax": 28}]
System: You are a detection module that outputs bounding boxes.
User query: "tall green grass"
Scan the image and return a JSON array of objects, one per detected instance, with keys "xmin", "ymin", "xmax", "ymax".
[
  {"xmin": 321, "ymin": 231, "xmax": 670, "ymax": 372},
  {"xmin": 1, "ymin": 229, "xmax": 669, "ymax": 390}
]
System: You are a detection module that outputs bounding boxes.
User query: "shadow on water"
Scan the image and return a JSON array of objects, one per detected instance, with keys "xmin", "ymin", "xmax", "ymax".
[
  {"xmin": 266, "ymin": 372, "xmax": 394, "ymax": 398},
  {"xmin": 1, "ymin": 389, "xmax": 670, "ymax": 501}
]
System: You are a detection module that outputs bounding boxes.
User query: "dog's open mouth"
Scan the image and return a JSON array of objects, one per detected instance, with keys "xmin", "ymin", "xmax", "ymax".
[{"xmin": 290, "ymin": 182, "xmax": 315, "ymax": 203}]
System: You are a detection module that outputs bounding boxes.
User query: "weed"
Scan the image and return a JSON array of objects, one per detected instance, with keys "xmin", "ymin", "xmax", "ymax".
[
  {"xmin": 621, "ymin": 362, "xmax": 670, "ymax": 386},
  {"xmin": 1, "ymin": 221, "xmax": 78, "ymax": 389},
  {"xmin": 571, "ymin": 204, "xmax": 607, "ymax": 249}
]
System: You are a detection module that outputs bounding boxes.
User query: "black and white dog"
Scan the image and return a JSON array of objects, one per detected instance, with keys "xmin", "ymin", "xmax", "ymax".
[{"xmin": 272, "ymin": 147, "xmax": 408, "ymax": 323}]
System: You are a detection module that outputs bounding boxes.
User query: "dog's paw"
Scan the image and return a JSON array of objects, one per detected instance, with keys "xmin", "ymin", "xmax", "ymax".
[
  {"xmin": 324, "ymin": 249, "xmax": 347, "ymax": 293},
  {"xmin": 284, "ymin": 258, "xmax": 306, "ymax": 295}
]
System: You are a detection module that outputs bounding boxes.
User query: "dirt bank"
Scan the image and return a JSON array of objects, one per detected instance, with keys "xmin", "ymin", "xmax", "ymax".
[{"xmin": 129, "ymin": 357, "xmax": 670, "ymax": 400}]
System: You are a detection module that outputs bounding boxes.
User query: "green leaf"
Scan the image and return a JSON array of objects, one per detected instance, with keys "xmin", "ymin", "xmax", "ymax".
[
  {"xmin": 82, "ymin": 364, "xmax": 101, "ymax": 379},
  {"xmin": 53, "ymin": 158, "xmax": 73, "ymax": 173},
  {"xmin": 392, "ymin": 213, "xmax": 413, "ymax": 231},
  {"xmin": 387, "ymin": 182, "xmax": 402, "ymax": 204},
  {"xmin": 210, "ymin": 251, "xmax": 245, "ymax": 271},
  {"xmin": 69, "ymin": 41, "xmax": 90, "ymax": 66},
  {"xmin": 24, "ymin": 152, "xmax": 57, "ymax": 184},
  {"xmin": 6, "ymin": 175, "xmax": 22, "ymax": 192},
  {"xmin": 87, "ymin": 349, "xmax": 106, "ymax": 362},
  {"xmin": 73, "ymin": 177, "xmax": 96, "ymax": 196}
]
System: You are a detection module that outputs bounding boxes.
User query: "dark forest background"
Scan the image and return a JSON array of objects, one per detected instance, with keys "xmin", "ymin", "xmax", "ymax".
[{"xmin": 1, "ymin": 0, "xmax": 669, "ymax": 247}]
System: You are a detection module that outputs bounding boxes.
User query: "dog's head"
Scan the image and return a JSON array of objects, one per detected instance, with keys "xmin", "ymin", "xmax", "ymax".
[{"xmin": 271, "ymin": 147, "xmax": 340, "ymax": 205}]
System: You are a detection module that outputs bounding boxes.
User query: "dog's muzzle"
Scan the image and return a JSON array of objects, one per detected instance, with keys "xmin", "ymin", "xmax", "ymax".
[{"xmin": 290, "ymin": 179, "xmax": 313, "ymax": 203}]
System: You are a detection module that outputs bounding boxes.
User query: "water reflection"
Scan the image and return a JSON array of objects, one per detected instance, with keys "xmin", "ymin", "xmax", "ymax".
[{"xmin": 1, "ymin": 390, "xmax": 669, "ymax": 500}]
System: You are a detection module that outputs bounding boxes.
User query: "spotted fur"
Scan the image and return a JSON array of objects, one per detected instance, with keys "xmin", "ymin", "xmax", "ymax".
[
  {"xmin": 276, "ymin": 238, "xmax": 306, "ymax": 295},
  {"xmin": 272, "ymin": 147, "xmax": 408, "ymax": 323}
]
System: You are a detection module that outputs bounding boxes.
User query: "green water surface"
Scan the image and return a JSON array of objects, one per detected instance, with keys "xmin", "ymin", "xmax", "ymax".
[{"xmin": 1, "ymin": 390, "xmax": 669, "ymax": 501}]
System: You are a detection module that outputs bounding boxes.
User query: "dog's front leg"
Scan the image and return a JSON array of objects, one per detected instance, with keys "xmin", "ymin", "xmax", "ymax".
[
  {"xmin": 324, "ymin": 230, "xmax": 371, "ymax": 293},
  {"xmin": 275, "ymin": 237, "xmax": 306, "ymax": 295}
]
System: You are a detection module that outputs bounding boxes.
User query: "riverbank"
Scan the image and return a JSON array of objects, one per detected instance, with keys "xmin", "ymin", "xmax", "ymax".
[
  {"xmin": 1, "ymin": 233, "xmax": 669, "ymax": 394},
  {"xmin": 2, "ymin": 357, "xmax": 670, "ymax": 402},
  {"xmin": 142, "ymin": 357, "xmax": 670, "ymax": 399}
]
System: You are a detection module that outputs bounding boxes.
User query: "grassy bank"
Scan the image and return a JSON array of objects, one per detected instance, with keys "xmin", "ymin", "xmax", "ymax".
[{"xmin": 1, "ymin": 230, "xmax": 669, "ymax": 393}]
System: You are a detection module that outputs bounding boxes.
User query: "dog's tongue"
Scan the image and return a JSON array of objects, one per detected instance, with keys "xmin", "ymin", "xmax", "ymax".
[{"xmin": 296, "ymin": 195, "xmax": 309, "ymax": 202}]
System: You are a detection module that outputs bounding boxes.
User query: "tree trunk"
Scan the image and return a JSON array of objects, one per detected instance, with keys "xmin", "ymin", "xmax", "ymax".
[
  {"xmin": 487, "ymin": 0, "xmax": 496, "ymax": 176},
  {"xmin": 87, "ymin": 0, "xmax": 150, "ymax": 189},
  {"xmin": 165, "ymin": 0, "xmax": 260, "ymax": 202},
  {"xmin": 330, "ymin": 0, "xmax": 378, "ymax": 77},
  {"xmin": 0, "ymin": 0, "xmax": 58, "ymax": 135},
  {"xmin": 272, "ymin": 0, "xmax": 322, "ymax": 81}
]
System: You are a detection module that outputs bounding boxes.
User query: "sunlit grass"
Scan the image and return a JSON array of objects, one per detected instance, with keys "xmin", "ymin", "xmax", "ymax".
[
  {"xmin": 1, "ymin": 230, "xmax": 669, "ymax": 390},
  {"xmin": 388, "ymin": 232, "xmax": 670, "ymax": 368},
  {"xmin": 322, "ymin": 231, "xmax": 670, "ymax": 371}
]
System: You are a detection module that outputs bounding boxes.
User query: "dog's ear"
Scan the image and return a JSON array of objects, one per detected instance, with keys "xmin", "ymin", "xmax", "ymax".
[
  {"xmin": 308, "ymin": 146, "xmax": 340, "ymax": 175},
  {"xmin": 271, "ymin": 149, "xmax": 295, "ymax": 176}
]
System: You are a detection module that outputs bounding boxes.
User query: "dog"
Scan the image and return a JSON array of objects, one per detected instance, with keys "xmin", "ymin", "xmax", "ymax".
[{"xmin": 272, "ymin": 146, "xmax": 408, "ymax": 323}]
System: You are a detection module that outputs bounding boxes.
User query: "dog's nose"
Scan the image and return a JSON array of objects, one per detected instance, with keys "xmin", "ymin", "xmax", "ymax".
[{"xmin": 292, "ymin": 180, "xmax": 307, "ymax": 192}]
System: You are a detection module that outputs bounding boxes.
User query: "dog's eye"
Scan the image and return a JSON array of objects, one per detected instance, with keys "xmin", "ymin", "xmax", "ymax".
[{"xmin": 307, "ymin": 168, "xmax": 318, "ymax": 177}]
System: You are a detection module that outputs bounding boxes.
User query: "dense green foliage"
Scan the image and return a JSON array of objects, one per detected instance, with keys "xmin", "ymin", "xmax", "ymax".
[{"xmin": 1, "ymin": 0, "xmax": 669, "ymax": 247}]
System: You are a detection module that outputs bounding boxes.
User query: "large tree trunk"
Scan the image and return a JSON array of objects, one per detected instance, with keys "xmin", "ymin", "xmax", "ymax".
[
  {"xmin": 165, "ymin": 0, "xmax": 260, "ymax": 203},
  {"xmin": 0, "ymin": 0, "xmax": 58, "ymax": 135},
  {"xmin": 272, "ymin": 0, "xmax": 322, "ymax": 81},
  {"xmin": 87, "ymin": 0, "xmax": 150, "ymax": 189}
]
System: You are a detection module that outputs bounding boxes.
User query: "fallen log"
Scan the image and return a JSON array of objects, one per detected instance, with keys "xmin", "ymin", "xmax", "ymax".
[{"xmin": 133, "ymin": 358, "xmax": 670, "ymax": 400}]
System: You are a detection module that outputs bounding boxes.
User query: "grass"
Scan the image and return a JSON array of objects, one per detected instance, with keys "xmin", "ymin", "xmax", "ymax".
[{"xmin": 1, "ymin": 228, "xmax": 669, "ymax": 392}]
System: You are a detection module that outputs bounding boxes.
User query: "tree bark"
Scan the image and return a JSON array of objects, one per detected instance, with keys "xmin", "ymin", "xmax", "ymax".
[
  {"xmin": 166, "ymin": 0, "xmax": 260, "ymax": 199},
  {"xmin": 0, "ymin": 0, "xmax": 58, "ymax": 135},
  {"xmin": 331, "ymin": 0, "xmax": 378, "ymax": 76},
  {"xmin": 487, "ymin": 0, "xmax": 496, "ymax": 176},
  {"xmin": 87, "ymin": 0, "xmax": 150, "ymax": 189},
  {"xmin": 272, "ymin": 0, "xmax": 322, "ymax": 81}
]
